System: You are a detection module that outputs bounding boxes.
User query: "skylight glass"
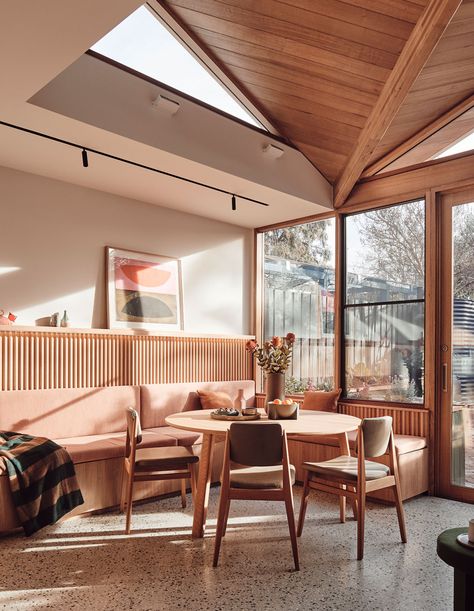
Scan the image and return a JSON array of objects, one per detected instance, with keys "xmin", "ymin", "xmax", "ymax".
[
  {"xmin": 91, "ymin": 5, "xmax": 264, "ymax": 129},
  {"xmin": 436, "ymin": 131, "xmax": 474, "ymax": 158}
]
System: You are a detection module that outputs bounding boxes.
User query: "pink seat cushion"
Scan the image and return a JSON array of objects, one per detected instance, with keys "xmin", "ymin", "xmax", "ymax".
[
  {"xmin": 55, "ymin": 432, "xmax": 127, "ymax": 463},
  {"xmin": 289, "ymin": 431, "xmax": 427, "ymax": 455},
  {"xmin": 0, "ymin": 386, "xmax": 140, "ymax": 438},
  {"xmin": 55, "ymin": 429, "xmax": 177, "ymax": 464},
  {"xmin": 152, "ymin": 426, "xmax": 202, "ymax": 447}
]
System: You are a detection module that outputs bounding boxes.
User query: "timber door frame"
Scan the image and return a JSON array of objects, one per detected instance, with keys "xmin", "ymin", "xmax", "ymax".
[{"xmin": 436, "ymin": 185, "xmax": 474, "ymax": 503}]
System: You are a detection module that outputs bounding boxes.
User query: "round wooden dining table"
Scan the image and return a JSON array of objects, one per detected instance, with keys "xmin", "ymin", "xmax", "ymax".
[{"xmin": 165, "ymin": 408, "xmax": 361, "ymax": 538}]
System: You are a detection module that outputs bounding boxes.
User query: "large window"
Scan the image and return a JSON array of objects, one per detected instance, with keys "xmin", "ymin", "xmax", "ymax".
[
  {"xmin": 343, "ymin": 200, "xmax": 425, "ymax": 403},
  {"xmin": 262, "ymin": 218, "xmax": 335, "ymax": 394}
]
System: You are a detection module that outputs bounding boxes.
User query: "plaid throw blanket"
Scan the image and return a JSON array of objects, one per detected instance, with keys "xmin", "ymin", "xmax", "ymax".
[{"xmin": 0, "ymin": 431, "xmax": 84, "ymax": 536}]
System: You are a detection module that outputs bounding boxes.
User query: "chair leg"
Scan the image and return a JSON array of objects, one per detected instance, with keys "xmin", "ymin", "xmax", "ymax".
[
  {"xmin": 222, "ymin": 499, "xmax": 231, "ymax": 537},
  {"xmin": 392, "ymin": 482, "xmax": 407, "ymax": 543},
  {"xmin": 297, "ymin": 470, "xmax": 310, "ymax": 537},
  {"xmin": 284, "ymin": 489, "xmax": 300, "ymax": 571},
  {"xmin": 349, "ymin": 487, "xmax": 358, "ymax": 521},
  {"xmin": 125, "ymin": 474, "xmax": 134, "ymax": 535},
  {"xmin": 190, "ymin": 463, "xmax": 197, "ymax": 506},
  {"xmin": 119, "ymin": 463, "xmax": 127, "ymax": 513},
  {"xmin": 356, "ymin": 491, "xmax": 366, "ymax": 561},
  {"xmin": 339, "ymin": 485, "xmax": 346, "ymax": 523},
  {"xmin": 180, "ymin": 478, "xmax": 187, "ymax": 509},
  {"xmin": 213, "ymin": 487, "xmax": 228, "ymax": 567}
]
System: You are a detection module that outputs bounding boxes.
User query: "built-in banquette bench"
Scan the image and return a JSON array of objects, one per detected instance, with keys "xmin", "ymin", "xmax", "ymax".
[
  {"xmin": 0, "ymin": 384, "xmax": 429, "ymax": 533},
  {"xmin": 0, "ymin": 380, "xmax": 255, "ymax": 533}
]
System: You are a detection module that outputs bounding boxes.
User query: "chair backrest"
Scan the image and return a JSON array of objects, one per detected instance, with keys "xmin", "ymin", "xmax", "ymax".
[
  {"xmin": 360, "ymin": 416, "xmax": 392, "ymax": 458},
  {"xmin": 125, "ymin": 407, "xmax": 142, "ymax": 459},
  {"xmin": 229, "ymin": 423, "xmax": 283, "ymax": 466}
]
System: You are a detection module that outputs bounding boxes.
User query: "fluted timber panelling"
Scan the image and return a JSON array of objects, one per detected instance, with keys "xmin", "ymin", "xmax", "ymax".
[
  {"xmin": 0, "ymin": 330, "xmax": 253, "ymax": 391},
  {"xmin": 255, "ymin": 395, "xmax": 428, "ymax": 437},
  {"xmin": 338, "ymin": 402, "xmax": 429, "ymax": 437}
]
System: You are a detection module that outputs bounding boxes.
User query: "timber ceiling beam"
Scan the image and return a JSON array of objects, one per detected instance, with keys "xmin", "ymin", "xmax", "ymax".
[
  {"xmin": 362, "ymin": 92, "xmax": 474, "ymax": 178},
  {"xmin": 333, "ymin": 0, "xmax": 463, "ymax": 209}
]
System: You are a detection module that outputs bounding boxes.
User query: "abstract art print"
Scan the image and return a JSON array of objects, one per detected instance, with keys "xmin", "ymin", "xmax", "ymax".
[{"xmin": 106, "ymin": 247, "xmax": 183, "ymax": 330}]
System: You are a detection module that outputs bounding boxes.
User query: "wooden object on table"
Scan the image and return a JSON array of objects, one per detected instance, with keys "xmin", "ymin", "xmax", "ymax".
[
  {"xmin": 165, "ymin": 408, "xmax": 360, "ymax": 539},
  {"xmin": 297, "ymin": 416, "xmax": 407, "ymax": 560},
  {"xmin": 210, "ymin": 412, "xmax": 261, "ymax": 421},
  {"xmin": 213, "ymin": 423, "xmax": 299, "ymax": 571},
  {"xmin": 120, "ymin": 408, "xmax": 199, "ymax": 534}
]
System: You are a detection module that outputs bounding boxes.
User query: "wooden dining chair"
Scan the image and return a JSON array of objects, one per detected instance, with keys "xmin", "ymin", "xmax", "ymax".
[
  {"xmin": 213, "ymin": 422, "xmax": 299, "ymax": 571},
  {"xmin": 120, "ymin": 407, "xmax": 199, "ymax": 534},
  {"xmin": 297, "ymin": 416, "xmax": 407, "ymax": 560}
]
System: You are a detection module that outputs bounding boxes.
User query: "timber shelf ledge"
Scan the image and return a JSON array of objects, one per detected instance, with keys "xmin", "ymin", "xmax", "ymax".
[{"xmin": 0, "ymin": 325, "xmax": 255, "ymax": 340}]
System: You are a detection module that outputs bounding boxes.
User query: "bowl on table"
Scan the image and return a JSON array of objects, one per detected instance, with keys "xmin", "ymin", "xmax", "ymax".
[
  {"xmin": 241, "ymin": 407, "xmax": 257, "ymax": 416},
  {"xmin": 268, "ymin": 400, "xmax": 298, "ymax": 420}
]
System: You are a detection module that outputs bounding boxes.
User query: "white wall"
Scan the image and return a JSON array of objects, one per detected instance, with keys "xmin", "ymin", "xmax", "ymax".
[{"xmin": 0, "ymin": 166, "xmax": 252, "ymax": 334}]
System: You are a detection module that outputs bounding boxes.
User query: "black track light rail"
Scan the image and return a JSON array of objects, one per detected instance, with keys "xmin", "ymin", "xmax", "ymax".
[{"xmin": 0, "ymin": 120, "xmax": 269, "ymax": 208}]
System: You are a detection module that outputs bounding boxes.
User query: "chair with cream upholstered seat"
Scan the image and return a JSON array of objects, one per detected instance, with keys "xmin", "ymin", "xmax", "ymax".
[
  {"xmin": 120, "ymin": 407, "xmax": 199, "ymax": 534},
  {"xmin": 213, "ymin": 422, "xmax": 299, "ymax": 570},
  {"xmin": 297, "ymin": 416, "xmax": 407, "ymax": 560}
]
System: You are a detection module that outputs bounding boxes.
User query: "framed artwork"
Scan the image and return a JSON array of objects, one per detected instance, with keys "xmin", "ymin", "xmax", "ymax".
[{"xmin": 106, "ymin": 247, "xmax": 183, "ymax": 331}]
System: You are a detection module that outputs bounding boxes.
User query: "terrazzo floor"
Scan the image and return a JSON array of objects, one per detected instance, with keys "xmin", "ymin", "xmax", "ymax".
[{"xmin": 0, "ymin": 488, "xmax": 472, "ymax": 611}]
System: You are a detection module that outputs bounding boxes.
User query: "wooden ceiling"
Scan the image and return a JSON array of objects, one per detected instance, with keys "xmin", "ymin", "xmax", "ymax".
[
  {"xmin": 160, "ymin": 0, "xmax": 473, "ymax": 203},
  {"xmin": 366, "ymin": 0, "xmax": 474, "ymax": 174}
]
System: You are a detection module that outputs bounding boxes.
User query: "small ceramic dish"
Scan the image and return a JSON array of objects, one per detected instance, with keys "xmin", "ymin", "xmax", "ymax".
[{"xmin": 241, "ymin": 407, "xmax": 257, "ymax": 416}]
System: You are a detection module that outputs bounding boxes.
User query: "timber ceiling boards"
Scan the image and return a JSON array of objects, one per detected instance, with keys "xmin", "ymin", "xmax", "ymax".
[
  {"xmin": 160, "ymin": 0, "xmax": 429, "ymax": 183},
  {"xmin": 366, "ymin": 0, "xmax": 474, "ymax": 174}
]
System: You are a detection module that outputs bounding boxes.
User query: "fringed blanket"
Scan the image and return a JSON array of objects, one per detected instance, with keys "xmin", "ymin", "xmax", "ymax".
[{"xmin": 0, "ymin": 432, "xmax": 84, "ymax": 536}]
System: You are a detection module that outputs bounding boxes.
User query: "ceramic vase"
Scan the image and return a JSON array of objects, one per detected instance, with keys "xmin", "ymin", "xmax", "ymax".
[{"xmin": 265, "ymin": 372, "xmax": 285, "ymax": 413}]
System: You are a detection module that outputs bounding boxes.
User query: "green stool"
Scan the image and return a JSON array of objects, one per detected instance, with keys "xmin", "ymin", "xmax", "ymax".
[{"xmin": 437, "ymin": 528, "xmax": 474, "ymax": 610}]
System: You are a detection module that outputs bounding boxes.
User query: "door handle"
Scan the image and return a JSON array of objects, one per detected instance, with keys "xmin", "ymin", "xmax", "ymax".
[{"xmin": 442, "ymin": 363, "xmax": 448, "ymax": 392}]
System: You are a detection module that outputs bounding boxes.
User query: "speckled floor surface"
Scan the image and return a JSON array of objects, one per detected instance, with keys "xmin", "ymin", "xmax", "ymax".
[{"xmin": 0, "ymin": 488, "xmax": 471, "ymax": 611}]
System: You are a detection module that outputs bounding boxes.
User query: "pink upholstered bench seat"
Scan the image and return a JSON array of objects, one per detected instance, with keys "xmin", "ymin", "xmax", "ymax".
[
  {"xmin": 0, "ymin": 427, "xmax": 203, "ymax": 470},
  {"xmin": 0, "ymin": 380, "xmax": 256, "ymax": 532},
  {"xmin": 289, "ymin": 430, "xmax": 427, "ymax": 455},
  {"xmin": 153, "ymin": 426, "xmax": 202, "ymax": 447}
]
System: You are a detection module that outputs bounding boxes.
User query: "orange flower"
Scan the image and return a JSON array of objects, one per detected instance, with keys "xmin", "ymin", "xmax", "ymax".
[
  {"xmin": 271, "ymin": 336, "xmax": 282, "ymax": 348},
  {"xmin": 245, "ymin": 340, "xmax": 257, "ymax": 353}
]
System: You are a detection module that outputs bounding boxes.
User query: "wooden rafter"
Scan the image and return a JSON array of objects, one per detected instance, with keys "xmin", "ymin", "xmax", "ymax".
[
  {"xmin": 334, "ymin": 0, "xmax": 463, "ymax": 209},
  {"xmin": 362, "ymin": 92, "xmax": 474, "ymax": 177}
]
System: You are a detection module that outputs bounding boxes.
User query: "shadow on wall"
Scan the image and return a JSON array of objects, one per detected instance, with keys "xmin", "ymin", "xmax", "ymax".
[{"xmin": 0, "ymin": 167, "xmax": 252, "ymax": 332}]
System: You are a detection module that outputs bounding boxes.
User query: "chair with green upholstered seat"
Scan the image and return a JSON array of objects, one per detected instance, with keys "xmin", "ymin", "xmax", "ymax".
[
  {"xmin": 297, "ymin": 416, "xmax": 407, "ymax": 560},
  {"xmin": 213, "ymin": 422, "xmax": 299, "ymax": 570}
]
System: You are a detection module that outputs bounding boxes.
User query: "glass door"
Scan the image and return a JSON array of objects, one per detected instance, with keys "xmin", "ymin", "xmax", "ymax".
[{"xmin": 439, "ymin": 188, "xmax": 474, "ymax": 502}]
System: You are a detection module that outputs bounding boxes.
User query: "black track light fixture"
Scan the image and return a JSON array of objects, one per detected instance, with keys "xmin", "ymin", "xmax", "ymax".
[{"xmin": 0, "ymin": 120, "xmax": 271, "ymax": 209}]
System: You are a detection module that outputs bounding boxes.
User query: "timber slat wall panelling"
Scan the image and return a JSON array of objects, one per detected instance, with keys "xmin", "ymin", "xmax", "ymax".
[
  {"xmin": 0, "ymin": 329, "xmax": 253, "ymax": 391},
  {"xmin": 255, "ymin": 395, "xmax": 429, "ymax": 437}
]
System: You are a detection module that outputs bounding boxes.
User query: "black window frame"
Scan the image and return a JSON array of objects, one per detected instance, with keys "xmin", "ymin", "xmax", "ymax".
[{"xmin": 340, "ymin": 198, "xmax": 427, "ymax": 406}]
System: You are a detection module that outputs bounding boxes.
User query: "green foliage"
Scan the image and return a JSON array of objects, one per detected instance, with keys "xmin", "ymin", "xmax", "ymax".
[
  {"xmin": 264, "ymin": 220, "xmax": 331, "ymax": 265},
  {"xmin": 285, "ymin": 376, "xmax": 333, "ymax": 395}
]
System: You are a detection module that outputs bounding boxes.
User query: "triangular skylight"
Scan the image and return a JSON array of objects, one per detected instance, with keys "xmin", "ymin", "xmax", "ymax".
[
  {"xmin": 435, "ymin": 131, "xmax": 474, "ymax": 158},
  {"xmin": 91, "ymin": 5, "xmax": 265, "ymax": 129}
]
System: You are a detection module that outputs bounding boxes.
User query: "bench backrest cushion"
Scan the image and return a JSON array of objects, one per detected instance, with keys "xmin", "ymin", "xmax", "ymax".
[
  {"xmin": 140, "ymin": 380, "xmax": 256, "ymax": 429},
  {"xmin": 0, "ymin": 386, "xmax": 140, "ymax": 439}
]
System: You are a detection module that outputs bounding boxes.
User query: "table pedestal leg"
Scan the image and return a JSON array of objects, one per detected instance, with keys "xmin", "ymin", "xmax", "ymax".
[
  {"xmin": 454, "ymin": 568, "xmax": 474, "ymax": 611},
  {"xmin": 192, "ymin": 433, "xmax": 214, "ymax": 538}
]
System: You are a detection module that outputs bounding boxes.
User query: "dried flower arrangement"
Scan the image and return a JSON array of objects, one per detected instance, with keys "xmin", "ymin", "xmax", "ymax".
[{"xmin": 245, "ymin": 333, "xmax": 296, "ymax": 373}]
